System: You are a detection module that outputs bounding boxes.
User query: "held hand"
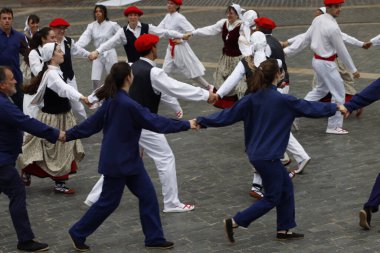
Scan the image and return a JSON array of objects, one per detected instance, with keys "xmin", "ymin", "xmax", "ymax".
[
  {"xmin": 280, "ymin": 40, "xmax": 289, "ymax": 48},
  {"xmin": 58, "ymin": 130, "xmax": 66, "ymax": 142},
  {"xmin": 88, "ymin": 51, "xmax": 99, "ymax": 61},
  {"xmin": 337, "ymin": 104, "xmax": 350, "ymax": 118},
  {"xmin": 176, "ymin": 110, "xmax": 183, "ymax": 119},
  {"xmin": 80, "ymin": 96, "xmax": 92, "ymax": 108},
  {"xmin": 182, "ymin": 32, "xmax": 192, "ymax": 40},
  {"xmin": 207, "ymin": 92, "xmax": 219, "ymax": 104},
  {"xmin": 171, "ymin": 38, "xmax": 183, "ymax": 45},
  {"xmin": 188, "ymin": 119, "xmax": 200, "ymax": 130},
  {"xmin": 362, "ymin": 41, "xmax": 372, "ymax": 49},
  {"xmin": 353, "ymin": 71, "xmax": 360, "ymax": 79}
]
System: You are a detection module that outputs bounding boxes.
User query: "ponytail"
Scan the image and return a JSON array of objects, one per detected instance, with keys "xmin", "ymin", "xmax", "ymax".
[
  {"xmin": 29, "ymin": 27, "xmax": 52, "ymax": 50},
  {"xmin": 247, "ymin": 58, "xmax": 279, "ymax": 93},
  {"xmin": 95, "ymin": 61, "xmax": 132, "ymax": 101},
  {"xmin": 22, "ymin": 62, "xmax": 48, "ymax": 95}
]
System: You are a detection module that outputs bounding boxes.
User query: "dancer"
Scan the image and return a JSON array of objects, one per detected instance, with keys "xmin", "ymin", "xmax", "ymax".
[
  {"xmin": 283, "ymin": 0, "xmax": 359, "ymax": 134},
  {"xmin": 85, "ymin": 34, "xmax": 217, "ymax": 212},
  {"xmin": 0, "ymin": 66, "xmax": 64, "ymax": 252},
  {"xmin": 25, "ymin": 27, "xmax": 56, "ymax": 117},
  {"xmin": 216, "ymin": 32, "xmax": 310, "ymax": 200},
  {"xmin": 18, "ymin": 43, "xmax": 88, "ymax": 193},
  {"xmin": 189, "ymin": 3, "xmax": 245, "ymax": 106},
  {"xmin": 76, "ymin": 5, "xmax": 120, "ymax": 90},
  {"xmin": 24, "ymin": 15, "xmax": 39, "ymax": 41},
  {"xmin": 238, "ymin": 10, "xmax": 259, "ymax": 57},
  {"xmin": 157, "ymin": 0, "xmax": 213, "ymax": 91},
  {"xmin": 283, "ymin": 6, "xmax": 368, "ymax": 116},
  {"xmin": 196, "ymin": 59, "xmax": 343, "ymax": 243},
  {"xmin": 66, "ymin": 61, "xmax": 198, "ymax": 251},
  {"xmin": 49, "ymin": 18, "xmax": 89, "ymax": 122},
  {"xmin": 339, "ymin": 78, "xmax": 380, "ymax": 230},
  {"xmin": 88, "ymin": 5, "xmax": 187, "ymax": 64}
]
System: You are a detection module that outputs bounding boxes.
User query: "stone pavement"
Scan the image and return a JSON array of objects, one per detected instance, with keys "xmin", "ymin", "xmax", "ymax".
[{"xmin": 1, "ymin": 1, "xmax": 380, "ymax": 252}]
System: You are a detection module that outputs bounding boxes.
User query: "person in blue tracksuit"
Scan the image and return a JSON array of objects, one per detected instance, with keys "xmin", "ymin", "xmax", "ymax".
[
  {"xmin": 341, "ymin": 78, "xmax": 380, "ymax": 230},
  {"xmin": 196, "ymin": 59, "xmax": 341, "ymax": 243},
  {"xmin": 0, "ymin": 66, "xmax": 63, "ymax": 252},
  {"xmin": 65, "ymin": 61, "xmax": 197, "ymax": 251}
]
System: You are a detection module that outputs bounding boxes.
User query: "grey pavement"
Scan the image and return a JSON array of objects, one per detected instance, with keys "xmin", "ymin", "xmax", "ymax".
[{"xmin": 1, "ymin": 1, "xmax": 380, "ymax": 252}]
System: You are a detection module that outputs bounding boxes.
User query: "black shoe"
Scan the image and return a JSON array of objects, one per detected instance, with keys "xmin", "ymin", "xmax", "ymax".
[
  {"xmin": 145, "ymin": 241, "xmax": 174, "ymax": 249},
  {"xmin": 17, "ymin": 240, "xmax": 49, "ymax": 252},
  {"xmin": 359, "ymin": 208, "xmax": 372, "ymax": 230},
  {"xmin": 223, "ymin": 218, "xmax": 236, "ymax": 243},
  {"xmin": 276, "ymin": 230, "xmax": 304, "ymax": 240},
  {"xmin": 69, "ymin": 231, "xmax": 90, "ymax": 252}
]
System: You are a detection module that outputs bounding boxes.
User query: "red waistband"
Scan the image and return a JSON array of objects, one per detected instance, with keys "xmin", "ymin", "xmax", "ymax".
[
  {"xmin": 314, "ymin": 53, "xmax": 337, "ymax": 61},
  {"xmin": 169, "ymin": 39, "xmax": 175, "ymax": 58}
]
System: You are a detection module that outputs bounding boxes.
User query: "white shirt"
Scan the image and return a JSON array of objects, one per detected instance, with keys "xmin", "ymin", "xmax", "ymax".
[
  {"xmin": 216, "ymin": 61, "xmax": 245, "ymax": 98},
  {"xmin": 284, "ymin": 13, "xmax": 357, "ymax": 73},
  {"xmin": 157, "ymin": 12, "xmax": 195, "ymax": 34},
  {"xmin": 140, "ymin": 57, "xmax": 209, "ymax": 103},
  {"xmin": 287, "ymin": 31, "xmax": 364, "ymax": 49},
  {"xmin": 28, "ymin": 45, "xmax": 43, "ymax": 76},
  {"xmin": 97, "ymin": 22, "xmax": 184, "ymax": 54},
  {"xmin": 76, "ymin": 20, "xmax": 120, "ymax": 51},
  {"xmin": 59, "ymin": 37, "xmax": 90, "ymax": 58},
  {"xmin": 192, "ymin": 19, "xmax": 242, "ymax": 36},
  {"xmin": 370, "ymin": 34, "xmax": 380, "ymax": 46}
]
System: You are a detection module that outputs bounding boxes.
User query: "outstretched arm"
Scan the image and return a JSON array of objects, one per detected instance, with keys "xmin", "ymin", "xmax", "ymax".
[{"xmin": 344, "ymin": 78, "xmax": 380, "ymax": 113}]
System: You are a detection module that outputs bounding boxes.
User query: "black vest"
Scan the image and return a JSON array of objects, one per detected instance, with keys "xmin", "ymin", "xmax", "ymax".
[
  {"xmin": 59, "ymin": 37, "xmax": 75, "ymax": 82},
  {"xmin": 42, "ymin": 84, "xmax": 71, "ymax": 115},
  {"xmin": 241, "ymin": 57, "xmax": 256, "ymax": 80},
  {"xmin": 123, "ymin": 23, "xmax": 149, "ymax": 63},
  {"xmin": 265, "ymin": 35, "xmax": 289, "ymax": 83},
  {"xmin": 129, "ymin": 60, "xmax": 161, "ymax": 114}
]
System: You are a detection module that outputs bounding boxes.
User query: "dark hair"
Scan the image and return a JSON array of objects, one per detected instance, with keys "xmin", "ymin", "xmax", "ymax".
[
  {"xmin": 93, "ymin": 5, "xmax": 109, "ymax": 21},
  {"xmin": 95, "ymin": 62, "xmax": 132, "ymax": 100},
  {"xmin": 225, "ymin": 6, "xmax": 238, "ymax": 16},
  {"xmin": 0, "ymin": 66, "xmax": 12, "ymax": 84},
  {"xmin": 247, "ymin": 58, "xmax": 279, "ymax": 93},
  {"xmin": 28, "ymin": 14, "xmax": 40, "ymax": 24},
  {"xmin": 0, "ymin": 7, "xmax": 13, "ymax": 17},
  {"xmin": 139, "ymin": 48, "xmax": 152, "ymax": 57},
  {"xmin": 23, "ymin": 43, "xmax": 59, "ymax": 95},
  {"xmin": 257, "ymin": 27, "xmax": 272, "ymax": 34},
  {"xmin": 30, "ymin": 27, "xmax": 52, "ymax": 49}
]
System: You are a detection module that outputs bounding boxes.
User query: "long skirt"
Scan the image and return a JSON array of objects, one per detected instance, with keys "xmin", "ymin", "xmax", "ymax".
[{"xmin": 17, "ymin": 110, "xmax": 85, "ymax": 180}]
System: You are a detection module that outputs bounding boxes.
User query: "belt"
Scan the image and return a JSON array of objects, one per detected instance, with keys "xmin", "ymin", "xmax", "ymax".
[
  {"xmin": 169, "ymin": 39, "xmax": 175, "ymax": 58},
  {"xmin": 314, "ymin": 53, "xmax": 337, "ymax": 61}
]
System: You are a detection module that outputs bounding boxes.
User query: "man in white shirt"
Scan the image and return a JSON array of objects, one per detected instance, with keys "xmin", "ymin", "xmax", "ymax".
[{"xmin": 284, "ymin": 0, "xmax": 360, "ymax": 135}]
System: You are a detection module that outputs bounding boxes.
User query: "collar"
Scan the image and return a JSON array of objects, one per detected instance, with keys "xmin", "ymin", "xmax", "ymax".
[
  {"xmin": 128, "ymin": 21, "xmax": 142, "ymax": 31},
  {"xmin": 0, "ymin": 27, "xmax": 14, "ymax": 36},
  {"xmin": 0, "ymin": 91, "xmax": 7, "ymax": 98},
  {"xmin": 140, "ymin": 57, "xmax": 156, "ymax": 67}
]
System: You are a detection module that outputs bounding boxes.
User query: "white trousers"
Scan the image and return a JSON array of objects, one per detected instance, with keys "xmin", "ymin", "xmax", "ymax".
[
  {"xmin": 67, "ymin": 76, "xmax": 87, "ymax": 122},
  {"xmin": 85, "ymin": 129, "xmax": 182, "ymax": 209},
  {"xmin": 91, "ymin": 51, "xmax": 117, "ymax": 81},
  {"xmin": 251, "ymin": 132, "xmax": 309, "ymax": 188},
  {"xmin": 305, "ymin": 58, "xmax": 344, "ymax": 130}
]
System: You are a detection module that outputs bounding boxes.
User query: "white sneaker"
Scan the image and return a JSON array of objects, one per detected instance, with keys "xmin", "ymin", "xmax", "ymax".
[
  {"xmin": 294, "ymin": 157, "xmax": 311, "ymax": 174},
  {"xmin": 163, "ymin": 203, "xmax": 195, "ymax": 213},
  {"xmin": 326, "ymin": 127, "xmax": 349, "ymax": 135}
]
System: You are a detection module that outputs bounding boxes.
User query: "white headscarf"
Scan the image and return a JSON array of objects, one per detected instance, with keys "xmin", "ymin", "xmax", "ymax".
[
  {"xmin": 250, "ymin": 31, "xmax": 268, "ymax": 67},
  {"xmin": 242, "ymin": 10, "xmax": 258, "ymax": 42},
  {"xmin": 41, "ymin": 43, "xmax": 56, "ymax": 63},
  {"xmin": 318, "ymin": 7, "xmax": 327, "ymax": 14},
  {"xmin": 230, "ymin": 3, "xmax": 245, "ymax": 20}
]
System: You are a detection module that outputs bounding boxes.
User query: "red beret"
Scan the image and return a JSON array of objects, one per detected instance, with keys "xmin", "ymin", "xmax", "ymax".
[
  {"xmin": 49, "ymin": 18, "xmax": 70, "ymax": 28},
  {"xmin": 170, "ymin": 0, "xmax": 183, "ymax": 5},
  {"xmin": 134, "ymin": 34, "xmax": 160, "ymax": 52},
  {"xmin": 124, "ymin": 6, "xmax": 143, "ymax": 16},
  {"xmin": 324, "ymin": 0, "xmax": 345, "ymax": 5},
  {"xmin": 254, "ymin": 17, "xmax": 277, "ymax": 30}
]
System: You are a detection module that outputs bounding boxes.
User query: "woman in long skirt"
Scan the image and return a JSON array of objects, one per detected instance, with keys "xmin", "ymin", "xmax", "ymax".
[{"xmin": 18, "ymin": 42, "xmax": 88, "ymax": 193}]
